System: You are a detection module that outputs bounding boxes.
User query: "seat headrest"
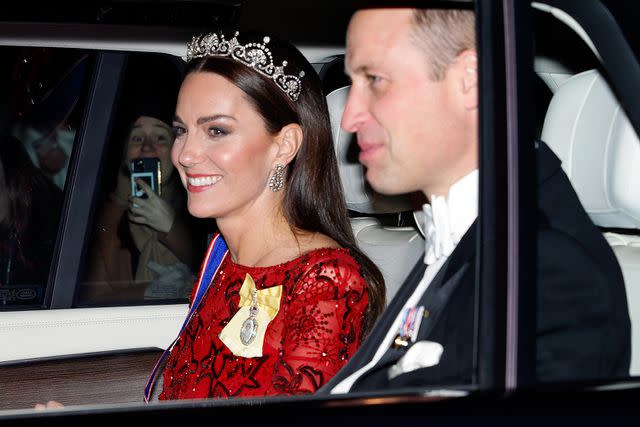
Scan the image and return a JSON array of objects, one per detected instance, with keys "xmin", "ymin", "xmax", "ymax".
[
  {"xmin": 326, "ymin": 85, "xmax": 414, "ymax": 214},
  {"xmin": 541, "ymin": 69, "xmax": 640, "ymax": 229}
]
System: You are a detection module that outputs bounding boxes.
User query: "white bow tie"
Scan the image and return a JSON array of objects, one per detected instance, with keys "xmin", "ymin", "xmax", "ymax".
[{"xmin": 423, "ymin": 195, "xmax": 456, "ymax": 265}]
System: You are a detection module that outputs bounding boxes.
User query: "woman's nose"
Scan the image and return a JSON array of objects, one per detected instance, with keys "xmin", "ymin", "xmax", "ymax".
[{"xmin": 174, "ymin": 135, "xmax": 201, "ymax": 168}]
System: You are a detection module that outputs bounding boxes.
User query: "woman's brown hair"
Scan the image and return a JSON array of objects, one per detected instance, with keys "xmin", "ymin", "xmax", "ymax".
[{"xmin": 184, "ymin": 32, "xmax": 385, "ymax": 335}]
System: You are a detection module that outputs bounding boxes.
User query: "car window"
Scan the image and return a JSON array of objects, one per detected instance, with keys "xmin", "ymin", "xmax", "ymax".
[
  {"xmin": 531, "ymin": 1, "xmax": 638, "ymax": 382},
  {"xmin": 602, "ymin": 1, "xmax": 640, "ymax": 380},
  {"xmin": 74, "ymin": 52, "xmax": 210, "ymax": 307},
  {"xmin": 0, "ymin": 47, "xmax": 92, "ymax": 309}
]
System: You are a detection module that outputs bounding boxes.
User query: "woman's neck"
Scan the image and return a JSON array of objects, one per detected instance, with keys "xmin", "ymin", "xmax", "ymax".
[{"xmin": 216, "ymin": 205, "xmax": 299, "ymax": 267}]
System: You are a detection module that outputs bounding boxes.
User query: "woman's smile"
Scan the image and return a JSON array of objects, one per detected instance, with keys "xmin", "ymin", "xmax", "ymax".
[{"xmin": 186, "ymin": 173, "xmax": 222, "ymax": 192}]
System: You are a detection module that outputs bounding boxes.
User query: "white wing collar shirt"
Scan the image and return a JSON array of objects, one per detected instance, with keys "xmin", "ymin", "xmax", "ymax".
[
  {"xmin": 422, "ymin": 169, "xmax": 479, "ymax": 266},
  {"xmin": 330, "ymin": 169, "xmax": 478, "ymax": 394}
]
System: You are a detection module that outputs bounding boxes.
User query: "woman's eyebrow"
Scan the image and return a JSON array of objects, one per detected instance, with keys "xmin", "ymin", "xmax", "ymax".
[{"xmin": 196, "ymin": 114, "xmax": 236, "ymax": 125}]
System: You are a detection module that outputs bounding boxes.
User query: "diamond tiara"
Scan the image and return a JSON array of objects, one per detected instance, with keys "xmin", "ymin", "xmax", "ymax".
[{"xmin": 186, "ymin": 31, "xmax": 305, "ymax": 101}]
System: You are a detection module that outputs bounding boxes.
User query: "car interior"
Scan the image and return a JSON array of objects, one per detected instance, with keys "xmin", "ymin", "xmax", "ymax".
[
  {"xmin": 530, "ymin": 3, "xmax": 640, "ymax": 376},
  {"xmin": 540, "ymin": 68, "xmax": 640, "ymax": 375}
]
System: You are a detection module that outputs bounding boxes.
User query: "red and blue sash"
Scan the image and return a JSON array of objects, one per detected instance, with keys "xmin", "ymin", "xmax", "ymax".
[{"xmin": 143, "ymin": 233, "xmax": 229, "ymax": 402}]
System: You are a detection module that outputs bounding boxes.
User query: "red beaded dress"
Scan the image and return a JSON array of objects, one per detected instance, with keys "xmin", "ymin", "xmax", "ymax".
[{"xmin": 158, "ymin": 246, "xmax": 369, "ymax": 399}]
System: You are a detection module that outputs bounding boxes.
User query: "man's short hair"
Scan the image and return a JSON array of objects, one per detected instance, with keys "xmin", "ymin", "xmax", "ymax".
[{"xmin": 410, "ymin": 9, "xmax": 476, "ymax": 81}]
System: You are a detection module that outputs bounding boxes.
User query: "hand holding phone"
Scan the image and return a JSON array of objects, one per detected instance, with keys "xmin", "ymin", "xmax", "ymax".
[{"xmin": 128, "ymin": 178, "xmax": 176, "ymax": 234}]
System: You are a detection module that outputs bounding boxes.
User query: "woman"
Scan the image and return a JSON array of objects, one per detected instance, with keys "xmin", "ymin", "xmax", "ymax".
[
  {"xmin": 0, "ymin": 132, "xmax": 63, "ymax": 300},
  {"xmin": 151, "ymin": 31, "xmax": 385, "ymax": 400},
  {"xmin": 80, "ymin": 108, "xmax": 200, "ymax": 303}
]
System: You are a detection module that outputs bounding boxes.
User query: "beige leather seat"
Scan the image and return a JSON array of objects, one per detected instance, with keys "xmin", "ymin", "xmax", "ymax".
[
  {"xmin": 541, "ymin": 69, "xmax": 640, "ymax": 375},
  {"xmin": 326, "ymin": 86, "xmax": 425, "ymax": 304}
]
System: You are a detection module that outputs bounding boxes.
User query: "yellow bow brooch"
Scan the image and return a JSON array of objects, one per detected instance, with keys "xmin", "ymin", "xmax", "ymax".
[{"xmin": 218, "ymin": 273, "xmax": 282, "ymax": 358}]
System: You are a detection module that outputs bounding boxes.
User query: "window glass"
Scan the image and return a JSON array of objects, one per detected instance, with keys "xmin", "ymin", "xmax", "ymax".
[
  {"xmin": 0, "ymin": 47, "xmax": 91, "ymax": 308},
  {"xmin": 75, "ymin": 53, "xmax": 210, "ymax": 307},
  {"xmin": 532, "ymin": 5, "xmax": 636, "ymax": 381}
]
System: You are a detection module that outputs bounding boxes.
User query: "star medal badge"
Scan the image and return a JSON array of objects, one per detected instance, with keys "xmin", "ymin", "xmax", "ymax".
[
  {"xmin": 219, "ymin": 273, "xmax": 282, "ymax": 358},
  {"xmin": 240, "ymin": 289, "xmax": 259, "ymax": 345}
]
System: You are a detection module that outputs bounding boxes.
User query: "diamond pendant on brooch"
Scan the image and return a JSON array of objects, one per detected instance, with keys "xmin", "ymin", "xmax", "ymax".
[{"xmin": 240, "ymin": 289, "xmax": 259, "ymax": 345}]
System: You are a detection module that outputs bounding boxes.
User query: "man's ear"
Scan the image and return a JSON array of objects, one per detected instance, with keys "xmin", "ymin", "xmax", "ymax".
[
  {"xmin": 273, "ymin": 123, "xmax": 303, "ymax": 165},
  {"xmin": 456, "ymin": 50, "xmax": 478, "ymax": 111}
]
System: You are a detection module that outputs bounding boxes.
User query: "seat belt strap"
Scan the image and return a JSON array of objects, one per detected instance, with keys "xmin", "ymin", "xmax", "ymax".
[{"xmin": 143, "ymin": 233, "xmax": 228, "ymax": 402}]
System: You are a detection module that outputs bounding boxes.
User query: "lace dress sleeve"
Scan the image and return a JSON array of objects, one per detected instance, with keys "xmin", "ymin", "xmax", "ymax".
[{"xmin": 269, "ymin": 254, "xmax": 369, "ymax": 395}]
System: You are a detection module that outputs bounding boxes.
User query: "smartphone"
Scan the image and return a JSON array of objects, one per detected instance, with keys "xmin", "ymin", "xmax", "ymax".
[{"xmin": 130, "ymin": 157, "xmax": 161, "ymax": 198}]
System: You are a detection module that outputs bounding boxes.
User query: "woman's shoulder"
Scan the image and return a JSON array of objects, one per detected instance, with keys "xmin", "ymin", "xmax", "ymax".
[
  {"xmin": 291, "ymin": 232, "xmax": 360, "ymax": 270},
  {"xmin": 300, "ymin": 246, "xmax": 360, "ymax": 268},
  {"xmin": 292, "ymin": 246, "xmax": 367, "ymax": 294}
]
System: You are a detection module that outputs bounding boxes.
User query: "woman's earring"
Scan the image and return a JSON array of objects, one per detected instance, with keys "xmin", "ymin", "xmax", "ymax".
[{"xmin": 268, "ymin": 164, "xmax": 285, "ymax": 192}]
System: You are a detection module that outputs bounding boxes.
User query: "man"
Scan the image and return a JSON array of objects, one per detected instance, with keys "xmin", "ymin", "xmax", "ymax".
[{"xmin": 322, "ymin": 6, "xmax": 630, "ymax": 393}]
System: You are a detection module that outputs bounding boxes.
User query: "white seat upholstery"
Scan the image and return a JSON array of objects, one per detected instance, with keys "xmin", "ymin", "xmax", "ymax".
[
  {"xmin": 541, "ymin": 69, "xmax": 640, "ymax": 375},
  {"xmin": 326, "ymin": 86, "xmax": 424, "ymax": 303}
]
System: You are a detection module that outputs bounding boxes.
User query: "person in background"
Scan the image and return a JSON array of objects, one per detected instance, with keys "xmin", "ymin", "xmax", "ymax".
[
  {"xmin": 80, "ymin": 102, "xmax": 201, "ymax": 303},
  {"xmin": 0, "ymin": 132, "xmax": 63, "ymax": 301},
  {"xmin": 12, "ymin": 56, "xmax": 89, "ymax": 190}
]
